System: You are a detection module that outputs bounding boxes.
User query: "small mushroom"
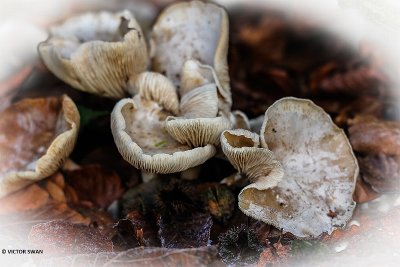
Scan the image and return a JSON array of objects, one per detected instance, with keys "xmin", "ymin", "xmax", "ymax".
[
  {"xmin": 111, "ymin": 74, "xmax": 216, "ymax": 174},
  {"xmin": 239, "ymin": 97, "xmax": 357, "ymax": 238},
  {"xmin": 180, "ymin": 60, "xmax": 231, "ymax": 115},
  {"xmin": 220, "ymin": 128, "xmax": 284, "ymax": 208},
  {"xmin": 0, "ymin": 95, "xmax": 80, "ymax": 197},
  {"xmin": 230, "ymin": 110, "xmax": 250, "ymax": 130},
  {"xmin": 150, "ymin": 1, "xmax": 231, "ymax": 112},
  {"xmin": 179, "ymin": 83, "xmax": 219, "ymax": 119},
  {"xmin": 130, "ymin": 72, "xmax": 180, "ymax": 115},
  {"xmin": 38, "ymin": 10, "xmax": 148, "ymax": 98},
  {"xmin": 164, "ymin": 73, "xmax": 232, "ymax": 147}
]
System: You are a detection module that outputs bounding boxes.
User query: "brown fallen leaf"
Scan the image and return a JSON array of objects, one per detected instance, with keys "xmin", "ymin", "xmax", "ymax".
[
  {"xmin": 0, "ymin": 172, "xmax": 89, "ymax": 247},
  {"xmin": 0, "ymin": 183, "xmax": 49, "ymax": 215},
  {"xmin": 309, "ymin": 62, "xmax": 338, "ymax": 93},
  {"xmin": 37, "ymin": 246, "xmax": 220, "ymax": 267},
  {"xmin": 126, "ymin": 210, "xmax": 160, "ymax": 247},
  {"xmin": 349, "ymin": 119, "xmax": 400, "ymax": 156},
  {"xmin": 28, "ymin": 220, "xmax": 113, "ymax": 257},
  {"xmin": 0, "ymin": 172, "xmax": 86, "ymax": 222},
  {"xmin": 65, "ymin": 164, "xmax": 124, "ymax": 209},
  {"xmin": 158, "ymin": 212, "xmax": 213, "ymax": 249},
  {"xmin": 80, "ymin": 146, "xmax": 141, "ymax": 188},
  {"xmin": 315, "ymin": 65, "xmax": 388, "ymax": 96},
  {"xmin": 0, "ymin": 66, "xmax": 33, "ymax": 111},
  {"xmin": 358, "ymin": 154, "xmax": 400, "ymax": 193},
  {"xmin": 334, "ymin": 95, "xmax": 384, "ymax": 127},
  {"xmin": 112, "ymin": 219, "xmax": 144, "ymax": 250},
  {"xmin": 257, "ymin": 242, "xmax": 292, "ymax": 267},
  {"xmin": 352, "ymin": 174, "xmax": 380, "ymax": 203}
]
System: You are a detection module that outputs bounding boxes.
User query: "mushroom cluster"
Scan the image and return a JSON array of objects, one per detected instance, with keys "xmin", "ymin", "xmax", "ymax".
[
  {"xmin": 111, "ymin": 1, "xmax": 246, "ymax": 174},
  {"xmin": 0, "ymin": 0, "xmax": 359, "ymax": 239}
]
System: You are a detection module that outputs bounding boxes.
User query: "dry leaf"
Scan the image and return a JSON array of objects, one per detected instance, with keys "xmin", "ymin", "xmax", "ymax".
[
  {"xmin": 257, "ymin": 242, "xmax": 292, "ymax": 267},
  {"xmin": 65, "ymin": 164, "xmax": 124, "ymax": 209},
  {"xmin": 126, "ymin": 210, "xmax": 160, "ymax": 247},
  {"xmin": 352, "ymin": 175, "xmax": 380, "ymax": 203},
  {"xmin": 158, "ymin": 212, "xmax": 212, "ymax": 249},
  {"xmin": 37, "ymin": 246, "xmax": 219, "ymax": 267},
  {"xmin": 0, "ymin": 184, "xmax": 49, "ymax": 215},
  {"xmin": 349, "ymin": 120, "xmax": 400, "ymax": 156},
  {"xmin": 29, "ymin": 220, "xmax": 113, "ymax": 257},
  {"xmin": 358, "ymin": 154, "xmax": 400, "ymax": 193},
  {"xmin": 218, "ymin": 224, "xmax": 264, "ymax": 266}
]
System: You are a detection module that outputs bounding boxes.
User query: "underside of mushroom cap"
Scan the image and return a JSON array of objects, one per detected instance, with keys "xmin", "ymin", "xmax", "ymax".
[
  {"xmin": 179, "ymin": 83, "xmax": 219, "ymax": 119},
  {"xmin": 150, "ymin": 1, "xmax": 230, "ymax": 106},
  {"xmin": 220, "ymin": 129, "xmax": 284, "ymax": 210},
  {"xmin": 0, "ymin": 95, "xmax": 80, "ymax": 197},
  {"xmin": 131, "ymin": 72, "xmax": 180, "ymax": 115},
  {"xmin": 180, "ymin": 60, "xmax": 232, "ymax": 116},
  {"xmin": 166, "ymin": 116, "xmax": 232, "ymax": 147},
  {"xmin": 38, "ymin": 10, "xmax": 148, "ymax": 98},
  {"xmin": 244, "ymin": 97, "xmax": 358, "ymax": 238},
  {"xmin": 111, "ymin": 96, "xmax": 216, "ymax": 174}
]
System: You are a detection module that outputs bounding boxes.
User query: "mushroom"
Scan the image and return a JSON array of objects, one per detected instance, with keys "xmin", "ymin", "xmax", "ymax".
[
  {"xmin": 164, "ymin": 72, "xmax": 232, "ymax": 147},
  {"xmin": 111, "ymin": 72, "xmax": 216, "ymax": 174},
  {"xmin": 236, "ymin": 97, "xmax": 358, "ymax": 238},
  {"xmin": 38, "ymin": 10, "xmax": 148, "ymax": 98},
  {"xmin": 180, "ymin": 59, "xmax": 231, "ymax": 116},
  {"xmin": 220, "ymin": 129, "xmax": 284, "ymax": 189},
  {"xmin": 166, "ymin": 116, "xmax": 232, "ymax": 147},
  {"xmin": 150, "ymin": 1, "xmax": 231, "ymax": 113},
  {"xmin": 230, "ymin": 110, "xmax": 251, "ymax": 131},
  {"xmin": 0, "ymin": 95, "xmax": 80, "ymax": 197}
]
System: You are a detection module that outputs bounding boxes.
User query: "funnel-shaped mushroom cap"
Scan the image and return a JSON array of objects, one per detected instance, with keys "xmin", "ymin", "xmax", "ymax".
[
  {"xmin": 221, "ymin": 129, "xmax": 284, "ymax": 212},
  {"xmin": 0, "ymin": 95, "xmax": 80, "ymax": 197},
  {"xmin": 38, "ymin": 10, "xmax": 148, "ymax": 98},
  {"xmin": 150, "ymin": 1, "xmax": 230, "ymax": 103},
  {"xmin": 243, "ymin": 97, "xmax": 358, "ymax": 238},
  {"xmin": 111, "ymin": 95, "xmax": 216, "ymax": 174}
]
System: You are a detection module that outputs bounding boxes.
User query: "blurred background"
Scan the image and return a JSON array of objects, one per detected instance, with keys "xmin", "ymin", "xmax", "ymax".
[{"xmin": 0, "ymin": 0, "xmax": 399, "ymax": 266}]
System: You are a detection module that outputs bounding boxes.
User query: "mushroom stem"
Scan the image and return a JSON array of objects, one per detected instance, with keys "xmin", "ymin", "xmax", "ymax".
[
  {"xmin": 181, "ymin": 166, "xmax": 201, "ymax": 180},
  {"xmin": 220, "ymin": 173, "xmax": 247, "ymax": 187},
  {"xmin": 141, "ymin": 171, "xmax": 157, "ymax": 183}
]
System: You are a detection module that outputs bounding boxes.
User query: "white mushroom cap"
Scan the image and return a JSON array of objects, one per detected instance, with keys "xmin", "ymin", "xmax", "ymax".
[
  {"xmin": 111, "ymin": 96, "xmax": 216, "ymax": 174},
  {"xmin": 244, "ymin": 97, "xmax": 358, "ymax": 238},
  {"xmin": 150, "ymin": 1, "xmax": 231, "ymax": 110},
  {"xmin": 0, "ymin": 95, "xmax": 80, "ymax": 197},
  {"xmin": 38, "ymin": 10, "xmax": 148, "ymax": 98}
]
